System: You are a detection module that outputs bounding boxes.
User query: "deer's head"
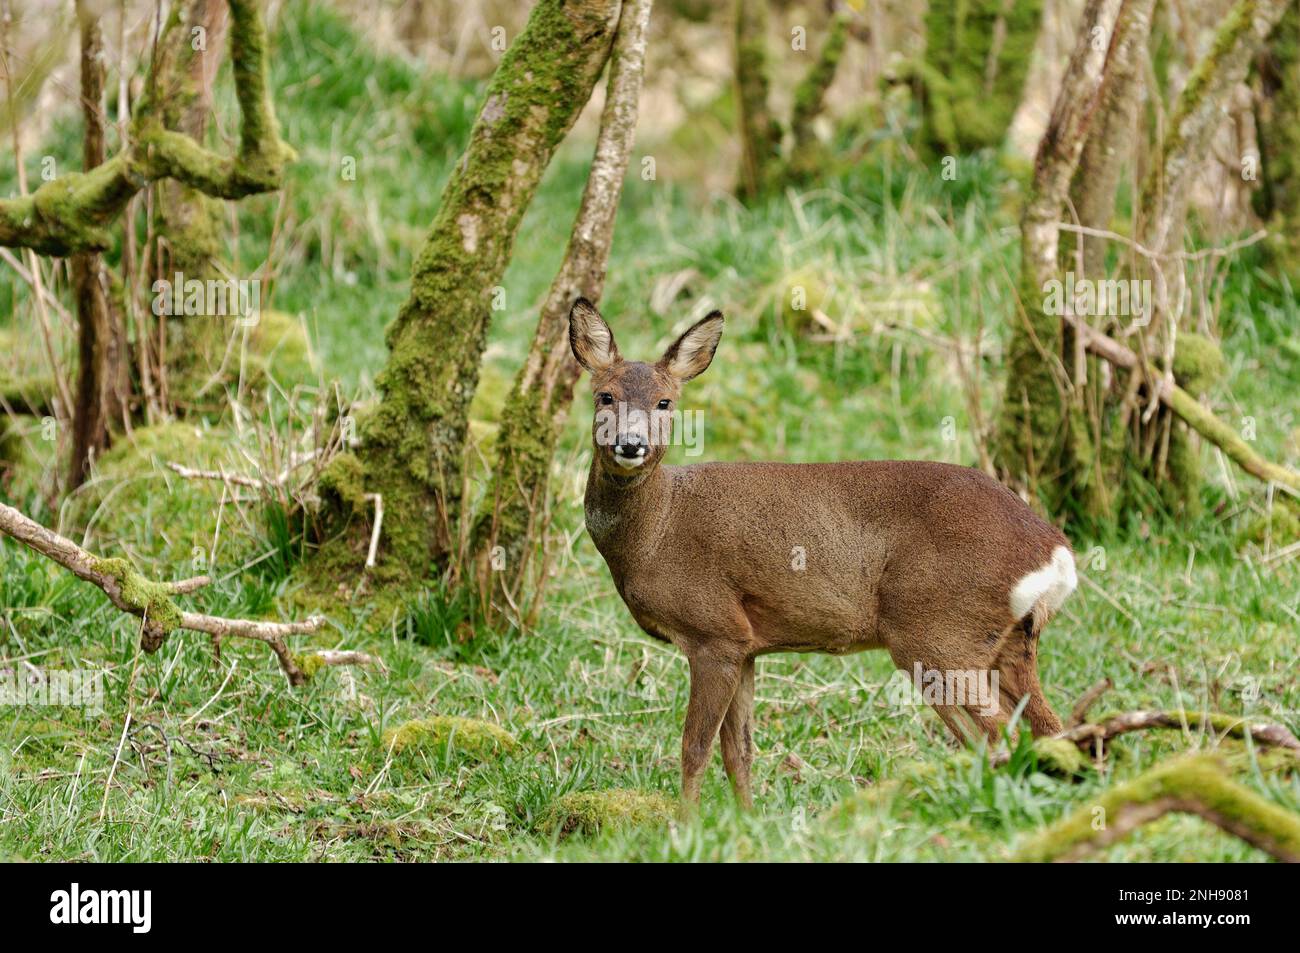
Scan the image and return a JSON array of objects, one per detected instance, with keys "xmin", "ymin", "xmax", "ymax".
[{"xmin": 569, "ymin": 298, "xmax": 724, "ymax": 482}]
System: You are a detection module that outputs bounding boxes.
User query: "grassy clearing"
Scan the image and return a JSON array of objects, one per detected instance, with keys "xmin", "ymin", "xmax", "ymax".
[{"xmin": 1, "ymin": 2, "xmax": 1297, "ymax": 862}]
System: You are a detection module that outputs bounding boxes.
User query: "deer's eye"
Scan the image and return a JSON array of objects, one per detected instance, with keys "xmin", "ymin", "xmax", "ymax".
[
  {"xmin": 657, "ymin": 399, "xmax": 672, "ymax": 410},
  {"xmin": 598, "ymin": 393, "xmax": 614, "ymax": 406}
]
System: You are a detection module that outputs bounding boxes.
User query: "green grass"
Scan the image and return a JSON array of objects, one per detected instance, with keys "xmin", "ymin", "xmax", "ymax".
[{"xmin": 1, "ymin": 2, "xmax": 1298, "ymax": 862}]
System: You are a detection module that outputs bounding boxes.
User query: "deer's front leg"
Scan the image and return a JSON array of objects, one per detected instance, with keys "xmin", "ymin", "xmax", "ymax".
[
  {"xmin": 719, "ymin": 657, "xmax": 756, "ymax": 809},
  {"xmin": 681, "ymin": 651, "xmax": 744, "ymax": 807}
]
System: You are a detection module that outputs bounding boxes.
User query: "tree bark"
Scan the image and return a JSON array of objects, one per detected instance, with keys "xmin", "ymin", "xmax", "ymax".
[
  {"xmin": 1252, "ymin": 2, "xmax": 1300, "ymax": 265},
  {"xmin": 69, "ymin": 3, "xmax": 125, "ymax": 489},
  {"xmin": 322, "ymin": 0, "xmax": 620, "ymax": 595},
  {"xmin": 995, "ymin": 0, "xmax": 1126, "ymax": 495},
  {"xmin": 471, "ymin": 0, "xmax": 652, "ymax": 620}
]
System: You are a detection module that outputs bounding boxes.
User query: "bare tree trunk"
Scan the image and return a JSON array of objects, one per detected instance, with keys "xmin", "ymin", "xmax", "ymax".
[
  {"xmin": 69, "ymin": 2, "xmax": 123, "ymax": 488},
  {"xmin": 308, "ymin": 0, "xmax": 621, "ymax": 599},
  {"xmin": 471, "ymin": 0, "xmax": 653, "ymax": 622}
]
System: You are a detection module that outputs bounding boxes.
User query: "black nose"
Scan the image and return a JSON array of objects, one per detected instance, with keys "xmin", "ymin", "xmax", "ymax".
[{"xmin": 614, "ymin": 433, "xmax": 647, "ymax": 457}]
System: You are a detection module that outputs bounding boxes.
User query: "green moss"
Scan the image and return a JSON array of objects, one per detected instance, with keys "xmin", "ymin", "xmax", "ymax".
[
  {"xmin": 381, "ymin": 716, "xmax": 518, "ymax": 761},
  {"xmin": 1172, "ymin": 333, "xmax": 1226, "ymax": 394},
  {"xmin": 292, "ymin": 652, "xmax": 326, "ymax": 680},
  {"xmin": 539, "ymin": 789, "xmax": 676, "ymax": 837},
  {"xmin": 170, "ymin": 310, "xmax": 316, "ymax": 414},
  {"xmin": 317, "ymin": 452, "xmax": 367, "ymax": 516},
  {"xmin": 1240, "ymin": 498, "xmax": 1300, "ymax": 546},
  {"xmin": 73, "ymin": 423, "xmax": 237, "ymax": 569},
  {"xmin": 90, "ymin": 556, "xmax": 183, "ymax": 638},
  {"xmin": 1030, "ymin": 737, "xmax": 1093, "ymax": 778},
  {"xmin": 779, "ymin": 266, "xmax": 837, "ymax": 335}
]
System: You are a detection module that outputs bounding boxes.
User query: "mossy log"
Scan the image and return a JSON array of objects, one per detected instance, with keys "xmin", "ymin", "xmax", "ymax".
[
  {"xmin": 1014, "ymin": 753, "xmax": 1300, "ymax": 862},
  {"xmin": 318, "ymin": 0, "xmax": 619, "ymax": 595},
  {"xmin": 471, "ymin": 0, "xmax": 652, "ymax": 618},
  {"xmin": 0, "ymin": 0, "xmax": 292, "ymax": 256}
]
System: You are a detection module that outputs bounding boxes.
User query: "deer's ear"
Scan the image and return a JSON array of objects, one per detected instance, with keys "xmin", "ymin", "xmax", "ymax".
[
  {"xmin": 659, "ymin": 311, "xmax": 724, "ymax": 381},
  {"xmin": 569, "ymin": 298, "xmax": 620, "ymax": 373}
]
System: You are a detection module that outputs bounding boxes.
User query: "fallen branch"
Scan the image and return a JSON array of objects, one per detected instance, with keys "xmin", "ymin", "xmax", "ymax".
[
  {"xmin": 1069, "ymin": 316, "xmax": 1300, "ymax": 494},
  {"xmin": 1066, "ymin": 677, "xmax": 1113, "ymax": 729},
  {"xmin": 0, "ymin": 500, "xmax": 377, "ymax": 686},
  {"xmin": 1060, "ymin": 709, "xmax": 1300, "ymax": 753},
  {"xmin": 1014, "ymin": 753, "xmax": 1300, "ymax": 862}
]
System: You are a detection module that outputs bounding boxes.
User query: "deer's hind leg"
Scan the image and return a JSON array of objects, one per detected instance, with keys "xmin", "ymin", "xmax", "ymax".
[
  {"xmin": 993, "ymin": 619, "xmax": 1063, "ymax": 737},
  {"xmin": 883, "ymin": 637, "xmax": 1005, "ymax": 744},
  {"xmin": 718, "ymin": 657, "xmax": 756, "ymax": 809}
]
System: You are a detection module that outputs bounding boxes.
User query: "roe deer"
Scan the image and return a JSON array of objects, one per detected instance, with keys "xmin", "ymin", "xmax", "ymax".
[{"xmin": 569, "ymin": 298, "xmax": 1077, "ymax": 807}]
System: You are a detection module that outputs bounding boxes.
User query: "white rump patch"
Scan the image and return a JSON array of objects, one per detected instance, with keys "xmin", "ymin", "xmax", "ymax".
[{"xmin": 1009, "ymin": 545, "xmax": 1077, "ymax": 620}]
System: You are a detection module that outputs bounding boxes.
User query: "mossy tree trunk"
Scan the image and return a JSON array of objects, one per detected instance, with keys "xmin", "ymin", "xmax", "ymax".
[
  {"xmin": 147, "ymin": 0, "xmax": 233, "ymax": 415},
  {"xmin": 152, "ymin": 0, "xmax": 230, "ymax": 282},
  {"xmin": 69, "ymin": 2, "xmax": 129, "ymax": 489},
  {"xmin": 733, "ymin": 2, "xmax": 852, "ymax": 201},
  {"xmin": 1055, "ymin": 0, "xmax": 1158, "ymax": 519},
  {"xmin": 0, "ymin": 0, "xmax": 291, "ymax": 257},
  {"xmin": 470, "ymin": 0, "xmax": 652, "ymax": 622},
  {"xmin": 0, "ymin": 0, "xmax": 292, "ymax": 489},
  {"xmin": 321, "ymin": 0, "xmax": 621, "ymax": 596},
  {"xmin": 1252, "ymin": 2, "xmax": 1300, "ymax": 269},
  {"xmin": 995, "ymin": 0, "xmax": 1127, "ymax": 501},
  {"xmin": 918, "ymin": 0, "xmax": 1043, "ymax": 156}
]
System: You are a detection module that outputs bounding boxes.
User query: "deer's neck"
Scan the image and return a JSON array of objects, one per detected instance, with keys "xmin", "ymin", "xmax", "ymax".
[{"xmin": 584, "ymin": 458, "xmax": 672, "ymax": 571}]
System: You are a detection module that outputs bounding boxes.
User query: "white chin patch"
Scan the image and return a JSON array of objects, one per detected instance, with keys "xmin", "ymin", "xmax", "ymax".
[
  {"xmin": 613, "ymin": 455, "xmax": 645, "ymax": 469},
  {"xmin": 1009, "ymin": 545, "xmax": 1078, "ymax": 620}
]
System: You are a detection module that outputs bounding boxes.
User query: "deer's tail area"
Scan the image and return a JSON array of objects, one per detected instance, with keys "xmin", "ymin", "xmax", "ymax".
[
  {"xmin": 1000, "ymin": 545, "xmax": 1076, "ymax": 736},
  {"xmin": 1009, "ymin": 545, "xmax": 1078, "ymax": 639}
]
